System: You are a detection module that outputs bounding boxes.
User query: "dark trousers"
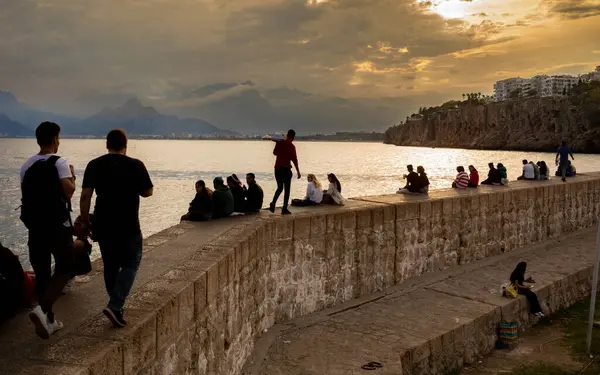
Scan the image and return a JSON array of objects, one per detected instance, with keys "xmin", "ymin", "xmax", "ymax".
[
  {"xmin": 99, "ymin": 233, "xmax": 143, "ymax": 312},
  {"xmin": 518, "ymin": 287, "xmax": 542, "ymax": 314},
  {"xmin": 272, "ymin": 167, "xmax": 292, "ymax": 210},
  {"xmin": 28, "ymin": 226, "xmax": 74, "ymax": 321},
  {"xmin": 291, "ymin": 199, "xmax": 319, "ymax": 207},
  {"xmin": 559, "ymin": 160, "xmax": 568, "ymax": 179}
]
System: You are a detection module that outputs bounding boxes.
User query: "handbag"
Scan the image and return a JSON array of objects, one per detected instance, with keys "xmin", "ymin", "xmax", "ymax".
[{"xmin": 505, "ymin": 283, "xmax": 519, "ymax": 299}]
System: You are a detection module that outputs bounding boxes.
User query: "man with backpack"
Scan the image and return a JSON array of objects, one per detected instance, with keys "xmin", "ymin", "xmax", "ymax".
[
  {"xmin": 20, "ymin": 121, "xmax": 76, "ymax": 339},
  {"xmin": 80, "ymin": 129, "xmax": 153, "ymax": 327}
]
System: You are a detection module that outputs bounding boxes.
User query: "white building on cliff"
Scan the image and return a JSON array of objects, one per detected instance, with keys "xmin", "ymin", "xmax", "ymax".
[{"xmin": 493, "ymin": 65, "xmax": 599, "ymax": 101}]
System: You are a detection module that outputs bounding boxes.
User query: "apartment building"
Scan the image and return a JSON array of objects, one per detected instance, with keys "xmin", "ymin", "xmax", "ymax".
[
  {"xmin": 493, "ymin": 77, "xmax": 528, "ymax": 101},
  {"xmin": 540, "ymin": 75, "xmax": 580, "ymax": 97},
  {"xmin": 492, "ymin": 65, "xmax": 599, "ymax": 101}
]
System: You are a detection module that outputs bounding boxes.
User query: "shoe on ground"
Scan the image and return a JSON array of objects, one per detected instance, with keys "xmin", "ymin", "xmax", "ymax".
[
  {"xmin": 562, "ymin": 178, "xmax": 566, "ymax": 182},
  {"xmin": 47, "ymin": 318, "xmax": 64, "ymax": 335},
  {"xmin": 281, "ymin": 208, "xmax": 292, "ymax": 215},
  {"xmin": 29, "ymin": 306, "xmax": 50, "ymax": 339},
  {"xmin": 268, "ymin": 203, "xmax": 275, "ymax": 213},
  {"xmin": 103, "ymin": 307, "xmax": 127, "ymax": 328}
]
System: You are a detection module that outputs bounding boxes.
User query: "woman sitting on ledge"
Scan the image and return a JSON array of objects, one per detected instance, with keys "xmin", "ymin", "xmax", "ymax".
[
  {"xmin": 292, "ymin": 174, "xmax": 323, "ymax": 207},
  {"xmin": 181, "ymin": 180, "xmax": 213, "ymax": 222},
  {"xmin": 321, "ymin": 173, "xmax": 345, "ymax": 205},
  {"xmin": 510, "ymin": 262, "xmax": 545, "ymax": 317}
]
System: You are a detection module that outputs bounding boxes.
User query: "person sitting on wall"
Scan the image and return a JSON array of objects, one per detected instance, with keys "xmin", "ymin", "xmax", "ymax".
[
  {"xmin": 556, "ymin": 160, "xmax": 577, "ymax": 177},
  {"xmin": 397, "ymin": 164, "xmax": 421, "ymax": 194},
  {"xmin": 0, "ymin": 242, "xmax": 26, "ymax": 326},
  {"xmin": 212, "ymin": 177, "xmax": 234, "ymax": 219},
  {"xmin": 517, "ymin": 159, "xmax": 535, "ymax": 180},
  {"xmin": 181, "ymin": 180, "xmax": 213, "ymax": 222},
  {"xmin": 482, "ymin": 163, "xmax": 502, "ymax": 185},
  {"xmin": 417, "ymin": 166, "xmax": 430, "ymax": 194},
  {"xmin": 530, "ymin": 161, "xmax": 540, "ymax": 180},
  {"xmin": 321, "ymin": 173, "xmax": 346, "ymax": 205},
  {"xmin": 468, "ymin": 165, "xmax": 479, "ymax": 188},
  {"xmin": 537, "ymin": 161, "xmax": 549, "ymax": 180},
  {"xmin": 497, "ymin": 163, "xmax": 508, "ymax": 185},
  {"xmin": 244, "ymin": 173, "xmax": 264, "ymax": 213},
  {"xmin": 452, "ymin": 166, "xmax": 469, "ymax": 189},
  {"xmin": 227, "ymin": 175, "xmax": 246, "ymax": 213},
  {"xmin": 292, "ymin": 174, "xmax": 323, "ymax": 206},
  {"xmin": 510, "ymin": 262, "xmax": 544, "ymax": 317}
]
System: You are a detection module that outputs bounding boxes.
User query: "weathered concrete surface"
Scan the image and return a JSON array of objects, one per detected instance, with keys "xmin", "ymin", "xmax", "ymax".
[
  {"xmin": 244, "ymin": 227, "xmax": 596, "ymax": 375},
  {"xmin": 1, "ymin": 174, "xmax": 600, "ymax": 375}
]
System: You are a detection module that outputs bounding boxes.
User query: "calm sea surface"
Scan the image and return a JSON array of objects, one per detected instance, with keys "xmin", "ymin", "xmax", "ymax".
[{"xmin": 1, "ymin": 138, "xmax": 598, "ymax": 267}]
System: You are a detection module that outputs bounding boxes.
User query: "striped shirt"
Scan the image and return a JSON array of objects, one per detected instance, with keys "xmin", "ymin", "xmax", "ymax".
[{"xmin": 455, "ymin": 171, "xmax": 469, "ymax": 189}]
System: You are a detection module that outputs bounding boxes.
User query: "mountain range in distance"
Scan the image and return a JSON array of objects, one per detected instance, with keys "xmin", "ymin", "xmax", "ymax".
[{"xmin": 0, "ymin": 82, "xmax": 436, "ymax": 137}]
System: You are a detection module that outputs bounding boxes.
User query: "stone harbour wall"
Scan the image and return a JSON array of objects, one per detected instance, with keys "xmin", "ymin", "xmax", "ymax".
[{"xmin": 32, "ymin": 173, "xmax": 600, "ymax": 375}]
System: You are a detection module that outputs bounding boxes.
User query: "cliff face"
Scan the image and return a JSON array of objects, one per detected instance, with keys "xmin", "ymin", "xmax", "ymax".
[{"xmin": 384, "ymin": 98, "xmax": 600, "ymax": 152}]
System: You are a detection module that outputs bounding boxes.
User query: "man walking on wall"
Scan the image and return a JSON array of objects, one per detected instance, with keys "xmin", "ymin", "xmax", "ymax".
[
  {"xmin": 556, "ymin": 141, "xmax": 575, "ymax": 182},
  {"xmin": 269, "ymin": 129, "xmax": 301, "ymax": 215},
  {"xmin": 20, "ymin": 121, "xmax": 76, "ymax": 339},
  {"xmin": 80, "ymin": 129, "xmax": 153, "ymax": 327}
]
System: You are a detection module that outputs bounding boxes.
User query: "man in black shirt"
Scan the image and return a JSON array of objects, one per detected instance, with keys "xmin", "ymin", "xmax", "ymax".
[
  {"xmin": 80, "ymin": 129, "xmax": 153, "ymax": 327},
  {"xmin": 397, "ymin": 165, "xmax": 421, "ymax": 193},
  {"xmin": 245, "ymin": 173, "xmax": 264, "ymax": 212},
  {"xmin": 481, "ymin": 163, "xmax": 501, "ymax": 185}
]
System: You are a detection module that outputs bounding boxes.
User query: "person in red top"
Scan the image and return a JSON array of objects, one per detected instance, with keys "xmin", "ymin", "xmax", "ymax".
[
  {"xmin": 269, "ymin": 129, "xmax": 301, "ymax": 215},
  {"xmin": 468, "ymin": 165, "xmax": 479, "ymax": 188}
]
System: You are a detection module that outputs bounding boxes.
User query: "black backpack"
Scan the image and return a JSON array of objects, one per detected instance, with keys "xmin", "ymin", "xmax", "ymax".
[
  {"xmin": 0, "ymin": 243, "xmax": 24, "ymax": 325},
  {"xmin": 20, "ymin": 156, "xmax": 70, "ymax": 231}
]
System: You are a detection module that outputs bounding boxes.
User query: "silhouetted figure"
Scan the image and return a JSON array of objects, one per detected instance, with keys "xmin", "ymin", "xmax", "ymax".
[
  {"xmin": 212, "ymin": 177, "xmax": 234, "ymax": 219},
  {"xmin": 181, "ymin": 180, "xmax": 213, "ymax": 222},
  {"xmin": 245, "ymin": 173, "xmax": 264, "ymax": 213}
]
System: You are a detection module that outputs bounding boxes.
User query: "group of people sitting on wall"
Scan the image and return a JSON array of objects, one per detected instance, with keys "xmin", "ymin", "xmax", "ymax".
[
  {"xmin": 181, "ymin": 173, "xmax": 264, "ymax": 222},
  {"xmin": 291, "ymin": 173, "xmax": 346, "ymax": 207},
  {"xmin": 452, "ymin": 163, "xmax": 509, "ymax": 189},
  {"xmin": 396, "ymin": 165, "xmax": 431, "ymax": 194},
  {"xmin": 516, "ymin": 160, "xmax": 551, "ymax": 181},
  {"xmin": 555, "ymin": 160, "xmax": 576, "ymax": 178}
]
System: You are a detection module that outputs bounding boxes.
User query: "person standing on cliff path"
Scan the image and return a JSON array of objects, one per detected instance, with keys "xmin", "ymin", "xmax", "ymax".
[
  {"xmin": 20, "ymin": 121, "xmax": 77, "ymax": 339},
  {"xmin": 556, "ymin": 141, "xmax": 575, "ymax": 182},
  {"xmin": 80, "ymin": 129, "xmax": 153, "ymax": 327},
  {"xmin": 269, "ymin": 129, "xmax": 301, "ymax": 215}
]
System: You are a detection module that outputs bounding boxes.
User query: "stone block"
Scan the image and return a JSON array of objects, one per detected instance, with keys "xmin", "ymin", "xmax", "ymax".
[
  {"xmin": 373, "ymin": 207, "xmax": 384, "ymax": 227},
  {"xmin": 276, "ymin": 219, "xmax": 294, "ymax": 240},
  {"xmin": 30, "ymin": 334, "xmax": 123, "ymax": 375},
  {"xmin": 326, "ymin": 214, "xmax": 343, "ymax": 233},
  {"xmin": 206, "ymin": 263, "xmax": 219, "ymax": 305},
  {"xmin": 195, "ymin": 272, "xmax": 208, "ymax": 314},
  {"xmin": 77, "ymin": 310, "xmax": 156, "ymax": 375},
  {"xmin": 218, "ymin": 255, "xmax": 228, "ymax": 289},
  {"xmin": 342, "ymin": 211, "xmax": 357, "ymax": 230},
  {"xmin": 357, "ymin": 210, "xmax": 372, "ymax": 229},
  {"xmin": 179, "ymin": 282, "xmax": 195, "ymax": 328},
  {"xmin": 419, "ymin": 201, "xmax": 432, "ymax": 219},
  {"xmin": 311, "ymin": 215, "xmax": 326, "ymax": 237},
  {"xmin": 383, "ymin": 205, "xmax": 396, "ymax": 222},
  {"xmin": 294, "ymin": 217, "xmax": 311, "ymax": 239},
  {"xmin": 443, "ymin": 198, "xmax": 453, "ymax": 215}
]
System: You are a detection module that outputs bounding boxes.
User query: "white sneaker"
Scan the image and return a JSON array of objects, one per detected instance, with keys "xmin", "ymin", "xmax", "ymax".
[
  {"xmin": 29, "ymin": 306, "xmax": 50, "ymax": 339},
  {"xmin": 47, "ymin": 318, "xmax": 64, "ymax": 335}
]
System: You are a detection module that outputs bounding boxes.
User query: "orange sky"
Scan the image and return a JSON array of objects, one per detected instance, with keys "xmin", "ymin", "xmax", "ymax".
[{"xmin": 0, "ymin": 0, "xmax": 598, "ymax": 110}]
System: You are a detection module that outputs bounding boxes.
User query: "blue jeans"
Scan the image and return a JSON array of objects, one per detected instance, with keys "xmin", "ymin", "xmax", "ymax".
[{"xmin": 99, "ymin": 233, "xmax": 143, "ymax": 312}]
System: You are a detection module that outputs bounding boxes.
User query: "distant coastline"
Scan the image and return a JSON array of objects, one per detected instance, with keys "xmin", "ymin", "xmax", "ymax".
[{"xmin": 0, "ymin": 131, "xmax": 385, "ymax": 143}]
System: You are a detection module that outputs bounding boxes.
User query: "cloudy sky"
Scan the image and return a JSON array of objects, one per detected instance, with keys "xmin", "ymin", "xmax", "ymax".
[{"xmin": 1, "ymin": 0, "xmax": 599, "ymax": 115}]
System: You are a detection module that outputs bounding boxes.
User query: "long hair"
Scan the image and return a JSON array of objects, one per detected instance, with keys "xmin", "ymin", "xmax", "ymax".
[
  {"xmin": 327, "ymin": 173, "xmax": 342, "ymax": 193},
  {"xmin": 510, "ymin": 262, "xmax": 527, "ymax": 282},
  {"xmin": 307, "ymin": 174, "xmax": 322, "ymax": 189}
]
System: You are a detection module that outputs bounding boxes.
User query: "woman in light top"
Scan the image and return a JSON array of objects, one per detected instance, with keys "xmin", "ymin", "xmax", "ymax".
[
  {"xmin": 322, "ymin": 173, "xmax": 345, "ymax": 205},
  {"xmin": 291, "ymin": 174, "xmax": 323, "ymax": 206}
]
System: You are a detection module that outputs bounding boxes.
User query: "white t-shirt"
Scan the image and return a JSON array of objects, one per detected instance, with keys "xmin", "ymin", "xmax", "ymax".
[
  {"xmin": 20, "ymin": 154, "xmax": 72, "ymax": 183},
  {"xmin": 305, "ymin": 181, "xmax": 323, "ymax": 203},
  {"xmin": 522, "ymin": 163, "xmax": 535, "ymax": 179}
]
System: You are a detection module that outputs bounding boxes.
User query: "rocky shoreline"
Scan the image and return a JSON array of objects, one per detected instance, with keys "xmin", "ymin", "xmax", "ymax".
[{"xmin": 384, "ymin": 95, "xmax": 600, "ymax": 153}]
